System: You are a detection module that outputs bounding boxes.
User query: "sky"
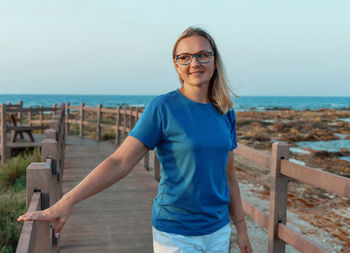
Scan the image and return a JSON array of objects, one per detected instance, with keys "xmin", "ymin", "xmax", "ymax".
[{"xmin": 0, "ymin": 0, "xmax": 349, "ymax": 96}]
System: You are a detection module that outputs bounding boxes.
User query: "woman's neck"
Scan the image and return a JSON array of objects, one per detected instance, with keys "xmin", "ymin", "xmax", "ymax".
[{"xmin": 179, "ymin": 84, "xmax": 210, "ymax": 104}]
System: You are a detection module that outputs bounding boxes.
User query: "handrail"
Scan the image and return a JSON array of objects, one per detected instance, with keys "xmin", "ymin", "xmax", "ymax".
[
  {"xmin": 16, "ymin": 103, "xmax": 65, "ymax": 253},
  {"xmin": 280, "ymin": 159, "xmax": 350, "ymax": 198},
  {"xmin": 16, "ymin": 192, "xmax": 41, "ymax": 253}
]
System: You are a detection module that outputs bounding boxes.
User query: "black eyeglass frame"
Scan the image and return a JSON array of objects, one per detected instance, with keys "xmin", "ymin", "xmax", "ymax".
[{"xmin": 175, "ymin": 51, "xmax": 214, "ymax": 65}]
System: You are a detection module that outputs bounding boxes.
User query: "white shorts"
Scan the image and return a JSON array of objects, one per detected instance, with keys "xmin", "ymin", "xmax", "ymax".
[{"xmin": 152, "ymin": 223, "xmax": 231, "ymax": 253}]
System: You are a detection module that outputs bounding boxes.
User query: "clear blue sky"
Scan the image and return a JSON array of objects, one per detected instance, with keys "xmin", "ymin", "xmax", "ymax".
[{"xmin": 0, "ymin": 0, "xmax": 349, "ymax": 96}]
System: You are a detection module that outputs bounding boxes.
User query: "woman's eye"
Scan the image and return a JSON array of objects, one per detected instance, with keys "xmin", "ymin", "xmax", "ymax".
[
  {"xmin": 199, "ymin": 53, "xmax": 209, "ymax": 58},
  {"xmin": 179, "ymin": 55, "xmax": 190, "ymax": 60}
]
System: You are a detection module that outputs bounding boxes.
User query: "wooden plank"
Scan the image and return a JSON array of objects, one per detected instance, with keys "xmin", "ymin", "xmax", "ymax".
[
  {"xmin": 7, "ymin": 107, "xmax": 57, "ymax": 113},
  {"xmin": 115, "ymin": 105, "xmax": 121, "ymax": 146},
  {"xmin": 242, "ymin": 199, "xmax": 269, "ymax": 230},
  {"xmin": 101, "ymin": 107, "xmax": 118, "ymax": 114},
  {"xmin": 7, "ymin": 142, "xmax": 41, "ymax": 148},
  {"xmin": 278, "ymin": 223, "xmax": 327, "ymax": 253},
  {"xmin": 66, "ymin": 103, "xmax": 70, "ymax": 135},
  {"xmin": 100, "ymin": 123, "xmax": 116, "ymax": 130},
  {"xmin": 29, "ymin": 120, "xmax": 51, "ymax": 124},
  {"xmin": 234, "ymin": 143, "xmax": 271, "ymax": 169},
  {"xmin": 16, "ymin": 192, "xmax": 41, "ymax": 253},
  {"xmin": 281, "ymin": 160, "xmax": 350, "ymax": 198},
  {"xmin": 268, "ymin": 142, "xmax": 289, "ymax": 253},
  {"xmin": 96, "ymin": 104, "xmax": 102, "ymax": 141},
  {"xmin": 123, "ymin": 106, "xmax": 128, "ymax": 141},
  {"xmin": 82, "ymin": 107, "xmax": 98, "ymax": 112},
  {"xmin": 79, "ymin": 103, "xmax": 84, "ymax": 138},
  {"xmin": 60, "ymin": 137, "xmax": 157, "ymax": 252},
  {"xmin": 68, "ymin": 119, "xmax": 80, "ymax": 125},
  {"xmin": 7, "ymin": 125, "xmax": 47, "ymax": 131}
]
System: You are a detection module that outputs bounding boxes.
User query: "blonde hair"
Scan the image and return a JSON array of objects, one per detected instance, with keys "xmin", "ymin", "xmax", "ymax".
[{"xmin": 173, "ymin": 26, "xmax": 236, "ymax": 114}]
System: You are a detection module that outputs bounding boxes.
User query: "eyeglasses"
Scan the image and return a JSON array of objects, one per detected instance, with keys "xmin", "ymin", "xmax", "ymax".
[{"xmin": 175, "ymin": 51, "xmax": 214, "ymax": 65}]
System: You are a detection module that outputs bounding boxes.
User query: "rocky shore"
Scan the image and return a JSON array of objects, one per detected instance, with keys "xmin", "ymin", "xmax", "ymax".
[{"xmin": 232, "ymin": 108, "xmax": 350, "ymax": 252}]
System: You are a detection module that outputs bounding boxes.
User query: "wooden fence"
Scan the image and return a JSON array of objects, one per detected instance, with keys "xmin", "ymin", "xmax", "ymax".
[
  {"xmin": 65, "ymin": 103, "xmax": 160, "ymax": 179},
  {"xmin": 0, "ymin": 101, "xmax": 59, "ymax": 162},
  {"xmin": 15, "ymin": 102, "xmax": 350, "ymax": 252},
  {"xmin": 66, "ymin": 103, "xmax": 350, "ymax": 252},
  {"xmin": 16, "ymin": 104, "xmax": 66, "ymax": 253}
]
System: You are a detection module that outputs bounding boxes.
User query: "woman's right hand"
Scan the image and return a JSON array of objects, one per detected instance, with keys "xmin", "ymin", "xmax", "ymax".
[{"xmin": 17, "ymin": 196, "xmax": 73, "ymax": 236}]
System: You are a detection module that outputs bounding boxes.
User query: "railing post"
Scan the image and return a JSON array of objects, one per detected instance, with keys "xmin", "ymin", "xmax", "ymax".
[
  {"xmin": 79, "ymin": 103, "xmax": 85, "ymax": 138},
  {"xmin": 0, "ymin": 104, "xmax": 7, "ymax": 162},
  {"xmin": 268, "ymin": 142, "xmax": 290, "ymax": 253},
  {"xmin": 28, "ymin": 106, "xmax": 32, "ymax": 126},
  {"xmin": 129, "ymin": 106, "xmax": 134, "ymax": 130},
  {"xmin": 133, "ymin": 107, "xmax": 140, "ymax": 128},
  {"xmin": 41, "ymin": 136, "xmax": 62, "ymax": 198},
  {"xmin": 123, "ymin": 106, "xmax": 128, "ymax": 141},
  {"xmin": 96, "ymin": 104, "xmax": 102, "ymax": 141},
  {"xmin": 26, "ymin": 162, "xmax": 51, "ymax": 253},
  {"xmin": 18, "ymin": 100, "xmax": 23, "ymax": 124},
  {"xmin": 40, "ymin": 105, "xmax": 43, "ymax": 129},
  {"xmin": 65, "ymin": 103, "xmax": 70, "ymax": 136},
  {"xmin": 153, "ymin": 152, "xmax": 160, "ymax": 181},
  {"xmin": 115, "ymin": 105, "xmax": 121, "ymax": 146}
]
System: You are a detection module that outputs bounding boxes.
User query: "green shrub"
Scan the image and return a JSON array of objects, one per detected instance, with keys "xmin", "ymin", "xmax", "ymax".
[
  {"xmin": 0, "ymin": 155, "xmax": 31, "ymax": 189},
  {"xmin": 0, "ymin": 192, "xmax": 26, "ymax": 253},
  {"xmin": 31, "ymin": 147, "xmax": 41, "ymax": 163}
]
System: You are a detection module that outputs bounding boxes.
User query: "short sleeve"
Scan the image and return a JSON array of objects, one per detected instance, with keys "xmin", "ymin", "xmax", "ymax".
[
  {"xmin": 128, "ymin": 100, "xmax": 163, "ymax": 150},
  {"xmin": 227, "ymin": 109, "xmax": 238, "ymax": 151}
]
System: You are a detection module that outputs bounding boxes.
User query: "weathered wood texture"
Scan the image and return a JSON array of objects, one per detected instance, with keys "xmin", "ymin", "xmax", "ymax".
[
  {"xmin": 16, "ymin": 193, "xmax": 41, "ymax": 253},
  {"xmin": 60, "ymin": 136, "xmax": 158, "ymax": 253}
]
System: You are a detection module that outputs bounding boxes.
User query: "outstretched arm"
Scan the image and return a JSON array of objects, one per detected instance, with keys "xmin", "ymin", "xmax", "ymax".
[
  {"xmin": 226, "ymin": 151, "xmax": 252, "ymax": 253},
  {"xmin": 18, "ymin": 136, "xmax": 148, "ymax": 234}
]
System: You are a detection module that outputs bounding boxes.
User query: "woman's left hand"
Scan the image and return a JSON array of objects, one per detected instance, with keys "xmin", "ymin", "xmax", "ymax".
[{"xmin": 237, "ymin": 231, "xmax": 252, "ymax": 253}]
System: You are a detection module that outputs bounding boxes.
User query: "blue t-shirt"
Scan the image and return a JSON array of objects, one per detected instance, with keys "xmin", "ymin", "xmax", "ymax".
[{"xmin": 129, "ymin": 89, "xmax": 238, "ymax": 236}]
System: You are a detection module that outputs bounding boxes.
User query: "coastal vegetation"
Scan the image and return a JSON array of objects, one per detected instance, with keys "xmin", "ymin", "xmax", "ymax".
[{"xmin": 0, "ymin": 148, "xmax": 41, "ymax": 253}]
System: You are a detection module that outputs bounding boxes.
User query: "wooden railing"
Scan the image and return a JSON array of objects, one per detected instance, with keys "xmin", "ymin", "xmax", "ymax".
[
  {"xmin": 65, "ymin": 103, "xmax": 143, "ymax": 143},
  {"xmin": 65, "ymin": 103, "xmax": 161, "ymax": 180},
  {"xmin": 0, "ymin": 101, "xmax": 59, "ymax": 162},
  {"xmin": 15, "ymin": 102, "xmax": 350, "ymax": 252},
  {"xmin": 234, "ymin": 142, "xmax": 350, "ymax": 252},
  {"xmin": 16, "ymin": 104, "xmax": 66, "ymax": 253}
]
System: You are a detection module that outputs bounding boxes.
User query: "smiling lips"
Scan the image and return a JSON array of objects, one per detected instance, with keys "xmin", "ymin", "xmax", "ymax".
[{"xmin": 190, "ymin": 71, "xmax": 204, "ymax": 74}]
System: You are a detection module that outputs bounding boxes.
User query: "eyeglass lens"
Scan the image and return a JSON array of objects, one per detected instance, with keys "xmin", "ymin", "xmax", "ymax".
[{"xmin": 176, "ymin": 52, "xmax": 213, "ymax": 65}]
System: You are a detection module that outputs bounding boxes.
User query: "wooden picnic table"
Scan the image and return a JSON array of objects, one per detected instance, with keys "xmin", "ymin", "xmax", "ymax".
[{"xmin": 7, "ymin": 113, "xmax": 35, "ymax": 143}]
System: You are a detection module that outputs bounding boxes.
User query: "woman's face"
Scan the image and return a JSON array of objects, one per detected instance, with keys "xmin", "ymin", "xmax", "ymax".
[{"xmin": 174, "ymin": 36, "xmax": 215, "ymax": 89}]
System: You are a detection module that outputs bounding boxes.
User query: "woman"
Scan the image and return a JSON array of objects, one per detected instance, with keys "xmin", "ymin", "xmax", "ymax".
[{"xmin": 18, "ymin": 27, "xmax": 252, "ymax": 253}]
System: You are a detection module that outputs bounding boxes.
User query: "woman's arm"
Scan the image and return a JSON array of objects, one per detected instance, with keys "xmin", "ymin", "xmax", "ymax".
[
  {"xmin": 226, "ymin": 151, "xmax": 252, "ymax": 253},
  {"xmin": 18, "ymin": 136, "xmax": 149, "ymax": 234}
]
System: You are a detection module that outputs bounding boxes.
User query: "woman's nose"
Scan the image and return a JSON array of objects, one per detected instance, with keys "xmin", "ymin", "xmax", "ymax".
[{"xmin": 190, "ymin": 56, "xmax": 200, "ymax": 66}]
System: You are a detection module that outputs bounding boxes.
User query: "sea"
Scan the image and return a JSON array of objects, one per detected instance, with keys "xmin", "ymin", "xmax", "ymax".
[
  {"xmin": 1, "ymin": 94, "xmax": 350, "ymax": 159},
  {"xmin": 1, "ymin": 94, "xmax": 350, "ymax": 111}
]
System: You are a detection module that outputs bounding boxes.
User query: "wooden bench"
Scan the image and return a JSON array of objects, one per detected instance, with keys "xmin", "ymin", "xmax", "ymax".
[{"xmin": 7, "ymin": 113, "xmax": 35, "ymax": 142}]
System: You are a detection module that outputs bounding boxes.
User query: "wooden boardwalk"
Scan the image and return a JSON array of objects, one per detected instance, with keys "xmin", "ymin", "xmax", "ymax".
[{"xmin": 60, "ymin": 136, "xmax": 158, "ymax": 253}]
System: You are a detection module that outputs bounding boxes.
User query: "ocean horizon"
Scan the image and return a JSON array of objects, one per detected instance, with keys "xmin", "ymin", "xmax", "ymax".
[{"xmin": 1, "ymin": 94, "xmax": 350, "ymax": 111}]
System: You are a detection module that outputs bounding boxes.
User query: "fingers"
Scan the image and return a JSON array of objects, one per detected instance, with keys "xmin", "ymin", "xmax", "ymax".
[
  {"xmin": 17, "ymin": 210, "xmax": 56, "ymax": 222},
  {"xmin": 55, "ymin": 219, "xmax": 67, "ymax": 234}
]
